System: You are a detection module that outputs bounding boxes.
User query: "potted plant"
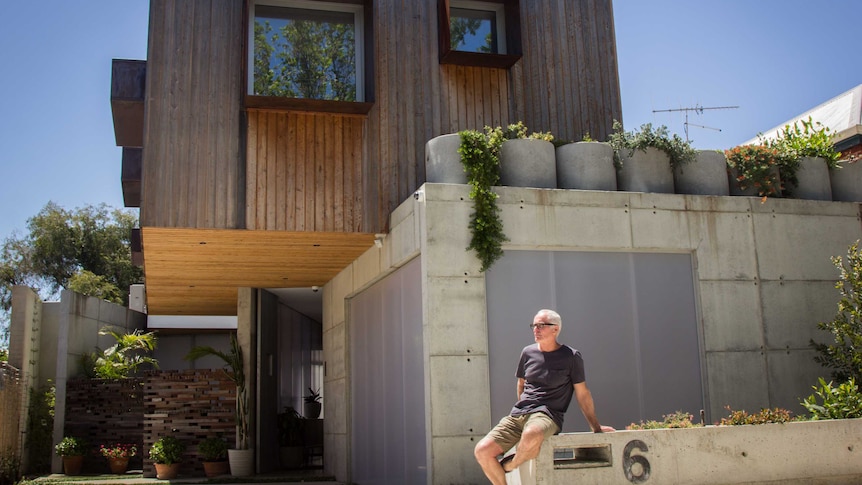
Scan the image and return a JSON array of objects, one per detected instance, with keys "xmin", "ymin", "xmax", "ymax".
[
  {"xmin": 764, "ymin": 117, "xmax": 840, "ymax": 200},
  {"xmin": 304, "ymin": 388, "xmax": 322, "ymax": 418},
  {"xmin": 55, "ymin": 436, "xmax": 87, "ymax": 475},
  {"xmin": 556, "ymin": 132, "xmax": 617, "ymax": 191},
  {"xmin": 149, "ymin": 435, "xmax": 185, "ymax": 480},
  {"xmin": 184, "ymin": 334, "xmax": 253, "ymax": 476},
  {"xmin": 608, "ymin": 120, "xmax": 697, "ymax": 193},
  {"xmin": 278, "ymin": 406, "xmax": 306, "ymax": 469},
  {"xmin": 99, "ymin": 442, "xmax": 137, "ymax": 474},
  {"xmin": 198, "ymin": 436, "xmax": 229, "ymax": 477},
  {"xmin": 724, "ymin": 144, "xmax": 784, "ymax": 197}
]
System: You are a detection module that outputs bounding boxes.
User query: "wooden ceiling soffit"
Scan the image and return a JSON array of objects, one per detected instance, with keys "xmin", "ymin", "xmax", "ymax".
[{"xmin": 141, "ymin": 227, "xmax": 376, "ymax": 315}]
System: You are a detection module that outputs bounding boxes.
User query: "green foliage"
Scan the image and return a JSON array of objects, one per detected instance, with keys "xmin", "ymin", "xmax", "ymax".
[
  {"xmin": 812, "ymin": 240, "xmax": 862, "ymax": 383},
  {"xmin": 718, "ymin": 406, "xmax": 794, "ymax": 425},
  {"xmin": 87, "ymin": 327, "xmax": 158, "ymax": 379},
  {"xmin": 27, "ymin": 384, "xmax": 55, "ymax": 473},
  {"xmin": 801, "ymin": 377, "xmax": 862, "ymax": 420},
  {"xmin": 67, "ymin": 270, "xmax": 123, "ymax": 304},
  {"xmin": 198, "ymin": 436, "xmax": 228, "ymax": 462},
  {"xmin": 607, "ymin": 120, "xmax": 697, "ymax": 170},
  {"xmin": 149, "ymin": 436, "xmax": 185, "ymax": 465},
  {"xmin": 724, "ymin": 144, "xmax": 785, "ymax": 197},
  {"xmin": 185, "ymin": 334, "xmax": 249, "ymax": 450},
  {"xmin": 304, "ymin": 387, "xmax": 321, "ymax": 404},
  {"xmin": 626, "ymin": 410, "xmax": 702, "ymax": 430},
  {"xmin": 765, "ymin": 117, "xmax": 841, "ymax": 167},
  {"xmin": 458, "ymin": 122, "xmax": 552, "ymax": 272},
  {"xmin": 450, "ymin": 17, "xmax": 493, "ymax": 53},
  {"xmin": 0, "ymin": 349, "xmax": 7, "ymax": 362},
  {"xmin": 253, "ymin": 14, "xmax": 356, "ymax": 101},
  {"xmin": 0, "ymin": 448, "xmax": 20, "ymax": 485},
  {"xmin": 278, "ymin": 407, "xmax": 305, "ymax": 447},
  {"xmin": 55, "ymin": 436, "xmax": 88, "ymax": 457}
]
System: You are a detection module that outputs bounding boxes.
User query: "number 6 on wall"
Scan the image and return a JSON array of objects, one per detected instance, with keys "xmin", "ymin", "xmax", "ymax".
[{"xmin": 622, "ymin": 439, "xmax": 651, "ymax": 483}]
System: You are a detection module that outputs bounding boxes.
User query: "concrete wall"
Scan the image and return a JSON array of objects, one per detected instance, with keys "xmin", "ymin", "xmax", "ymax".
[{"xmin": 322, "ymin": 183, "xmax": 862, "ymax": 484}]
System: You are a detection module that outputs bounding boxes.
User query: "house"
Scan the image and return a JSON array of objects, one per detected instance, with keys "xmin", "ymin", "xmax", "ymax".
[{"xmin": 98, "ymin": 1, "xmax": 861, "ymax": 484}]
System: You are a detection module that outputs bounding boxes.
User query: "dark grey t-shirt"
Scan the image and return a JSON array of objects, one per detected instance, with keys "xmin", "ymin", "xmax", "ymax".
[{"xmin": 511, "ymin": 344, "xmax": 585, "ymax": 430}]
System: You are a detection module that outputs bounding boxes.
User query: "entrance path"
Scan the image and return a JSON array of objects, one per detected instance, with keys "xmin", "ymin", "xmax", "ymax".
[{"xmin": 26, "ymin": 469, "xmax": 343, "ymax": 485}]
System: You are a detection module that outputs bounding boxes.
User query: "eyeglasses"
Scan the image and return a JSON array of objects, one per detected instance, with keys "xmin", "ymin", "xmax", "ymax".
[{"xmin": 529, "ymin": 323, "xmax": 558, "ymax": 330}]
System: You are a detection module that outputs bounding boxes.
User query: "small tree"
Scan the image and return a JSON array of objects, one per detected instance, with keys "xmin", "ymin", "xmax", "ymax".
[{"xmin": 811, "ymin": 240, "xmax": 862, "ymax": 383}]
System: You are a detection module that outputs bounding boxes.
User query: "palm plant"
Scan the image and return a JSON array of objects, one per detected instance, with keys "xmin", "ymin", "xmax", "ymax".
[
  {"xmin": 86, "ymin": 326, "xmax": 158, "ymax": 378},
  {"xmin": 184, "ymin": 334, "xmax": 249, "ymax": 450}
]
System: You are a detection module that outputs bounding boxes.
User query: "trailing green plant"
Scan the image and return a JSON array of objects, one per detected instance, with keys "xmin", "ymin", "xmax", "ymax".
[
  {"xmin": 801, "ymin": 377, "xmax": 862, "ymax": 420},
  {"xmin": 626, "ymin": 410, "xmax": 702, "ymax": 430},
  {"xmin": 811, "ymin": 240, "xmax": 862, "ymax": 383},
  {"xmin": 27, "ymin": 383, "xmax": 55, "ymax": 473},
  {"xmin": 185, "ymin": 334, "xmax": 249, "ymax": 450},
  {"xmin": 149, "ymin": 435, "xmax": 185, "ymax": 465},
  {"xmin": 0, "ymin": 447, "xmax": 20, "ymax": 485},
  {"xmin": 85, "ymin": 326, "xmax": 158, "ymax": 379},
  {"xmin": 724, "ymin": 144, "xmax": 785, "ymax": 197},
  {"xmin": 198, "ymin": 436, "xmax": 228, "ymax": 462},
  {"xmin": 607, "ymin": 120, "xmax": 697, "ymax": 170},
  {"xmin": 55, "ymin": 436, "xmax": 88, "ymax": 457},
  {"xmin": 718, "ymin": 406, "xmax": 794, "ymax": 425},
  {"xmin": 458, "ymin": 122, "xmax": 554, "ymax": 272}
]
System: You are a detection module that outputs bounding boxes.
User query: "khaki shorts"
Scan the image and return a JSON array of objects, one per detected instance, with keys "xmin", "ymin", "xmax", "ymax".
[{"xmin": 486, "ymin": 412, "xmax": 559, "ymax": 453}]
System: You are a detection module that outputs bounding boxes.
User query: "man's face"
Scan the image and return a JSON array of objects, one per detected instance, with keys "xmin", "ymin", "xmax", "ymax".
[{"xmin": 531, "ymin": 314, "xmax": 558, "ymax": 343}]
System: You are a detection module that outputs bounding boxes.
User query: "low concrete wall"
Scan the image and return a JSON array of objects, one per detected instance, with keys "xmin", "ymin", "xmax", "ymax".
[{"xmin": 526, "ymin": 419, "xmax": 862, "ymax": 485}]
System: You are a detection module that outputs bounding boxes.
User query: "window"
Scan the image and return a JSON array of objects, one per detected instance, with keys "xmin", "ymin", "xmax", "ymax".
[
  {"xmin": 438, "ymin": 0, "xmax": 521, "ymax": 68},
  {"xmin": 248, "ymin": 0, "xmax": 372, "ymax": 112}
]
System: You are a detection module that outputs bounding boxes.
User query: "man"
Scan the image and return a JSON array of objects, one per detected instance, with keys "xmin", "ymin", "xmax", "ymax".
[{"xmin": 474, "ymin": 309, "xmax": 614, "ymax": 485}]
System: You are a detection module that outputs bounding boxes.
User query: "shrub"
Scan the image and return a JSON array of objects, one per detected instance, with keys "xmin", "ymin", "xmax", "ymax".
[
  {"xmin": 718, "ymin": 406, "xmax": 794, "ymax": 425},
  {"xmin": 0, "ymin": 448, "xmax": 20, "ymax": 485},
  {"xmin": 55, "ymin": 436, "xmax": 88, "ymax": 457},
  {"xmin": 198, "ymin": 436, "xmax": 228, "ymax": 462},
  {"xmin": 765, "ymin": 117, "xmax": 841, "ymax": 167},
  {"xmin": 801, "ymin": 377, "xmax": 862, "ymax": 420},
  {"xmin": 724, "ymin": 145, "xmax": 784, "ymax": 197},
  {"xmin": 608, "ymin": 120, "xmax": 697, "ymax": 170},
  {"xmin": 149, "ymin": 436, "xmax": 185, "ymax": 465},
  {"xmin": 812, "ymin": 240, "xmax": 862, "ymax": 383},
  {"xmin": 626, "ymin": 410, "xmax": 702, "ymax": 430}
]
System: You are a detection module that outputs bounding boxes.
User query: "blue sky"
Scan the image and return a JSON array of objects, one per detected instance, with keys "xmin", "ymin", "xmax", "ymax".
[{"xmin": 1, "ymin": 1, "xmax": 860, "ymax": 240}]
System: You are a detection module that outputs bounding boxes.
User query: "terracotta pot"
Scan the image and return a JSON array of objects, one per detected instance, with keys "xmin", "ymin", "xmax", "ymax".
[
  {"xmin": 107, "ymin": 456, "xmax": 130, "ymax": 474},
  {"xmin": 203, "ymin": 460, "xmax": 230, "ymax": 477},
  {"xmin": 154, "ymin": 462, "xmax": 181, "ymax": 480},
  {"xmin": 62, "ymin": 455, "xmax": 84, "ymax": 475}
]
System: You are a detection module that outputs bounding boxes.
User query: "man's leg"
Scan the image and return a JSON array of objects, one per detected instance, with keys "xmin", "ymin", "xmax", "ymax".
[
  {"xmin": 500, "ymin": 413, "xmax": 558, "ymax": 472},
  {"xmin": 474, "ymin": 435, "xmax": 507, "ymax": 485}
]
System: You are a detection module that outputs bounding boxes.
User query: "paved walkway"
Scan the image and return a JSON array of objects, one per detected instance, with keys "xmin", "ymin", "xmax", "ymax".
[{"xmin": 27, "ymin": 470, "xmax": 343, "ymax": 485}]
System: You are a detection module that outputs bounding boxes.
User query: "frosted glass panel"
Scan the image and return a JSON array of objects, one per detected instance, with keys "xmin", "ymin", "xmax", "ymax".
[
  {"xmin": 349, "ymin": 257, "xmax": 426, "ymax": 484},
  {"xmin": 486, "ymin": 251, "xmax": 703, "ymax": 432}
]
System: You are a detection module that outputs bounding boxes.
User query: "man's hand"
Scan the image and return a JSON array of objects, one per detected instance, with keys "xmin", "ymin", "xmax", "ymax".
[{"xmin": 595, "ymin": 425, "xmax": 616, "ymax": 433}]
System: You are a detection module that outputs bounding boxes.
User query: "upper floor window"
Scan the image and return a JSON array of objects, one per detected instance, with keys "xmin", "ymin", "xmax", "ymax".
[
  {"xmin": 438, "ymin": 0, "xmax": 521, "ymax": 68},
  {"xmin": 249, "ymin": 0, "xmax": 367, "ymax": 105}
]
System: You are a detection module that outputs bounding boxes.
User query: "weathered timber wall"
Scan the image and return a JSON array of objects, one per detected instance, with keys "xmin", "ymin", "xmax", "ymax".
[
  {"xmin": 0, "ymin": 363, "xmax": 22, "ymax": 462},
  {"xmin": 141, "ymin": 0, "xmax": 245, "ymax": 229}
]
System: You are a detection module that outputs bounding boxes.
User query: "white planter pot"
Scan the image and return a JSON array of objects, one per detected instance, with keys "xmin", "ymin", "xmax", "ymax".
[
  {"xmin": 425, "ymin": 133, "xmax": 467, "ymax": 184},
  {"xmin": 830, "ymin": 159, "xmax": 862, "ymax": 202},
  {"xmin": 616, "ymin": 147, "xmax": 674, "ymax": 194},
  {"xmin": 555, "ymin": 142, "xmax": 616, "ymax": 191},
  {"xmin": 499, "ymin": 139, "xmax": 556, "ymax": 188},
  {"xmin": 228, "ymin": 448, "xmax": 254, "ymax": 477},
  {"xmin": 791, "ymin": 156, "xmax": 832, "ymax": 200},
  {"xmin": 673, "ymin": 150, "xmax": 729, "ymax": 196}
]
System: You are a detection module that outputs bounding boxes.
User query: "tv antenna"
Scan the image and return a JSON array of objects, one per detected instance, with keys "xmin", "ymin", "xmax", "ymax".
[{"xmin": 652, "ymin": 104, "xmax": 739, "ymax": 142}]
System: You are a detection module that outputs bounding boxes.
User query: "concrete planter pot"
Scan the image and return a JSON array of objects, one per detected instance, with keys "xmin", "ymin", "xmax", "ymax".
[
  {"xmin": 727, "ymin": 166, "xmax": 782, "ymax": 197},
  {"xmin": 515, "ymin": 418, "xmax": 862, "ymax": 485},
  {"xmin": 499, "ymin": 139, "xmax": 556, "ymax": 188},
  {"xmin": 555, "ymin": 142, "xmax": 616, "ymax": 191},
  {"xmin": 790, "ymin": 156, "xmax": 832, "ymax": 200},
  {"xmin": 673, "ymin": 150, "xmax": 729, "ymax": 196},
  {"xmin": 830, "ymin": 159, "xmax": 862, "ymax": 202},
  {"xmin": 425, "ymin": 133, "xmax": 467, "ymax": 184},
  {"xmin": 616, "ymin": 147, "xmax": 674, "ymax": 194}
]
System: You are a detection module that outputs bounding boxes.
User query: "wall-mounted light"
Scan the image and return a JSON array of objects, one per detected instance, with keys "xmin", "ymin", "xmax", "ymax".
[{"xmin": 374, "ymin": 233, "xmax": 385, "ymax": 248}]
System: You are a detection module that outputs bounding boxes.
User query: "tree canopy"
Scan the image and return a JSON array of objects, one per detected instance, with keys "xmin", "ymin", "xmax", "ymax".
[{"xmin": 0, "ymin": 202, "xmax": 143, "ymax": 346}]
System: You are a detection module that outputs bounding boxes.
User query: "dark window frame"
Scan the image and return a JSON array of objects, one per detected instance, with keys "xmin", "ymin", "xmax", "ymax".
[
  {"xmin": 244, "ymin": 0, "xmax": 375, "ymax": 115},
  {"xmin": 438, "ymin": 0, "xmax": 522, "ymax": 69}
]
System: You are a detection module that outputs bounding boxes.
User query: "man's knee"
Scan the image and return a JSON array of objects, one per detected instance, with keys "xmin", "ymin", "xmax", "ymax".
[{"xmin": 474, "ymin": 436, "xmax": 501, "ymax": 460}]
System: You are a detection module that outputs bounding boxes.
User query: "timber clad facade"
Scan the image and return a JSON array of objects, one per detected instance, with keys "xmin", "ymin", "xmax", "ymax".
[{"xmin": 137, "ymin": 0, "xmax": 620, "ymax": 234}]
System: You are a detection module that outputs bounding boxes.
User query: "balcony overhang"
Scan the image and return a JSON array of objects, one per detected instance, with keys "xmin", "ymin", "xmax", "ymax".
[
  {"xmin": 111, "ymin": 59, "xmax": 146, "ymax": 148},
  {"xmin": 140, "ymin": 227, "xmax": 376, "ymax": 315}
]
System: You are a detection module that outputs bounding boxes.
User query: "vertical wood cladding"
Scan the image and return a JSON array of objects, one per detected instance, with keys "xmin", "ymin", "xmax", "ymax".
[
  {"xmin": 142, "ymin": 0, "xmax": 244, "ymax": 229},
  {"xmin": 146, "ymin": 0, "xmax": 620, "ymax": 233}
]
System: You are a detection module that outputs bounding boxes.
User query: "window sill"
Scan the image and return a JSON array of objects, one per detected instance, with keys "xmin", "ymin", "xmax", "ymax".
[
  {"xmin": 245, "ymin": 95, "xmax": 374, "ymax": 116},
  {"xmin": 439, "ymin": 50, "xmax": 521, "ymax": 69}
]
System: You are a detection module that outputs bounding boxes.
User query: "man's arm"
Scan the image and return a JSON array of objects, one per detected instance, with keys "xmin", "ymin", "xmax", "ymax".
[
  {"xmin": 516, "ymin": 378, "xmax": 525, "ymax": 400},
  {"xmin": 574, "ymin": 382, "xmax": 613, "ymax": 432}
]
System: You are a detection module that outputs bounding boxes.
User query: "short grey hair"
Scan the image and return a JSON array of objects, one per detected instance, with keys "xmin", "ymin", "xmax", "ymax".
[{"xmin": 535, "ymin": 309, "xmax": 562, "ymax": 329}]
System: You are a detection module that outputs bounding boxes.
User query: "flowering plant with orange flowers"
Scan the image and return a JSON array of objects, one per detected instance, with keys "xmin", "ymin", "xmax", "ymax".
[
  {"xmin": 724, "ymin": 144, "xmax": 785, "ymax": 197},
  {"xmin": 99, "ymin": 443, "xmax": 138, "ymax": 459}
]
